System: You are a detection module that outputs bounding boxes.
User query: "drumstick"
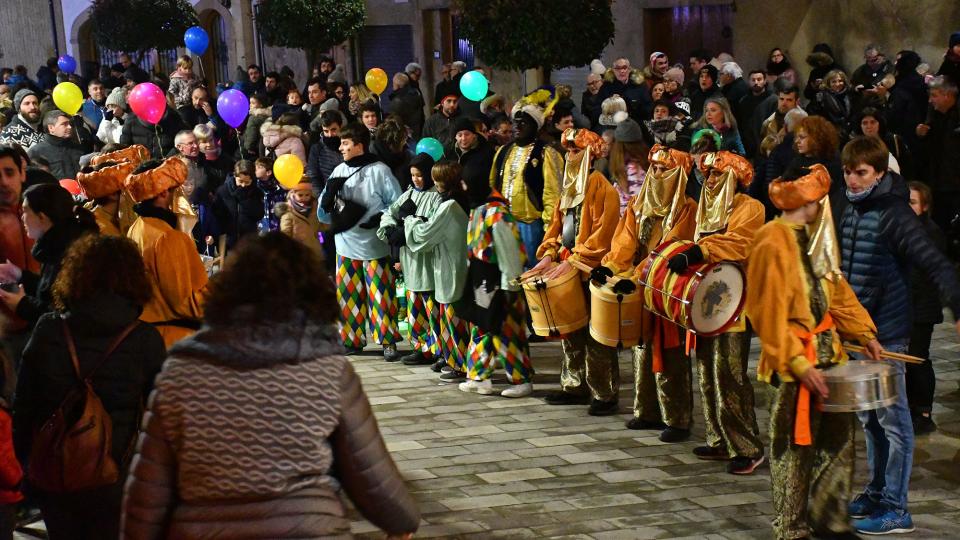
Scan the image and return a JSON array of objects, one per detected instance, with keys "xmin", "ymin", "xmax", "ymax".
[{"xmin": 845, "ymin": 344, "xmax": 924, "ymax": 365}]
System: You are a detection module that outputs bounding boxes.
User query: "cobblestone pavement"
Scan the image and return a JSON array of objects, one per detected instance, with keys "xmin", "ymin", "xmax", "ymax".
[{"xmin": 350, "ymin": 322, "xmax": 960, "ymax": 539}]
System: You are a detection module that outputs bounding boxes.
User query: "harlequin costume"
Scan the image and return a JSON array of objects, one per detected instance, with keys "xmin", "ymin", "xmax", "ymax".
[
  {"xmin": 377, "ymin": 153, "xmax": 443, "ymax": 365},
  {"xmin": 598, "ymin": 145, "xmax": 698, "ymax": 436},
  {"xmin": 746, "ymin": 164, "xmax": 877, "ymax": 539},
  {"xmin": 670, "ymin": 151, "xmax": 765, "ymax": 466},
  {"xmin": 490, "ymin": 88, "xmax": 564, "ymax": 268},
  {"xmin": 125, "ymin": 157, "xmax": 208, "ymax": 347},
  {"xmin": 536, "ymin": 128, "xmax": 621, "ymax": 414}
]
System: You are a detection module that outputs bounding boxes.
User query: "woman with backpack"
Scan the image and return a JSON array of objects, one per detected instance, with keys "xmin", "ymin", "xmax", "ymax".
[{"xmin": 14, "ymin": 235, "xmax": 166, "ymax": 540}]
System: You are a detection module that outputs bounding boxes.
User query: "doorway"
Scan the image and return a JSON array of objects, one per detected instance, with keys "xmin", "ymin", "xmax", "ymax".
[
  {"xmin": 644, "ymin": 4, "xmax": 734, "ymax": 67},
  {"xmin": 199, "ymin": 9, "xmax": 230, "ymax": 88}
]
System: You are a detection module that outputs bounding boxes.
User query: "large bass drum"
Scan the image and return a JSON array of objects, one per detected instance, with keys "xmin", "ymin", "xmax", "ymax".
[{"xmin": 637, "ymin": 240, "xmax": 745, "ymax": 337}]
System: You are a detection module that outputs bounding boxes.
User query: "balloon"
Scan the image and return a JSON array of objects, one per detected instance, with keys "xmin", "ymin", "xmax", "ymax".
[
  {"xmin": 365, "ymin": 68, "xmax": 388, "ymax": 95},
  {"xmin": 459, "ymin": 71, "xmax": 489, "ymax": 101},
  {"xmin": 217, "ymin": 89, "xmax": 249, "ymax": 129},
  {"xmin": 273, "ymin": 154, "xmax": 304, "ymax": 189},
  {"xmin": 415, "ymin": 138, "xmax": 444, "ymax": 161},
  {"xmin": 52, "ymin": 82, "xmax": 83, "ymax": 116},
  {"xmin": 184, "ymin": 26, "xmax": 209, "ymax": 55},
  {"xmin": 57, "ymin": 55, "xmax": 77, "ymax": 74},
  {"xmin": 128, "ymin": 82, "xmax": 166, "ymax": 124},
  {"xmin": 59, "ymin": 179, "xmax": 82, "ymax": 197}
]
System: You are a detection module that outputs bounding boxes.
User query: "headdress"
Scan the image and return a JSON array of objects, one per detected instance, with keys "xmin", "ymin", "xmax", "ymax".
[
  {"xmin": 90, "ymin": 145, "xmax": 150, "ymax": 168},
  {"xmin": 558, "ymin": 128, "xmax": 604, "ymax": 212},
  {"xmin": 632, "ymin": 144, "xmax": 692, "ymax": 246},
  {"xmin": 76, "ymin": 161, "xmax": 136, "ymax": 200},
  {"xmin": 694, "ymin": 151, "xmax": 754, "ymax": 240},
  {"xmin": 511, "ymin": 86, "xmax": 559, "ymax": 130},
  {"xmin": 771, "ymin": 163, "xmax": 840, "ymax": 280},
  {"xmin": 124, "ymin": 157, "xmax": 188, "ymax": 203}
]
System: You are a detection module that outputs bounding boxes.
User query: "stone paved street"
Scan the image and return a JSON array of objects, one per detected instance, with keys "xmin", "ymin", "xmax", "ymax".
[{"xmin": 349, "ymin": 322, "xmax": 960, "ymax": 539}]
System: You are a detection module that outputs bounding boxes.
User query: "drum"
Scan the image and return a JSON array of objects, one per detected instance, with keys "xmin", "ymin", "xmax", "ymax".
[
  {"xmin": 820, "ymin": 361, "xmax": 898, "ymax": 412},
  {"xmin": 638, "ymin": 240, "xmax": 745, "ymax": 336},
  {"xmin": 522, "ymin": 268, "xmax": 588, "ymax": 336},
  {"xmin": 589, "ymin": 281, "xmax": 643, "ymax": 348}
]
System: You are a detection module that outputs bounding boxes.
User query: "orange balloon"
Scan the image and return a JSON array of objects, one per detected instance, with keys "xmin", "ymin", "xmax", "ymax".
[{"xmin": 365, "ymin": 68, "xmax": 388, "ymax": 95}]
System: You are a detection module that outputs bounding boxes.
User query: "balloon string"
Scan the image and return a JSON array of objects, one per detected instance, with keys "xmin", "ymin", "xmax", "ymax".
[
  {"xmin": 236, "ymin": 129, "xmax": 242, "ymax": 155},
  {"xmin": 197, "ymin": 56, "xmax": 206, "ymax": 81},
  {"xmin": 155, "ymin": 124, "xmax": 164, "ymax": 157}
]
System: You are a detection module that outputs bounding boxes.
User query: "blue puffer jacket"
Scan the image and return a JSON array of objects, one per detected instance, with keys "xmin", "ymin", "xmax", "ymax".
[{"xmin": 839, "ymin": 171, "xmax": 960, "ymax": 341}]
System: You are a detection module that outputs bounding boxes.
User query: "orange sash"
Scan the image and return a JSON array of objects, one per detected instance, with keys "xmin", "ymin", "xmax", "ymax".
[
  {"xmin": 790, "ymin": 313, "xmax": 834, "ymax": 446},
  {"xmin": 651, "ymin": 317, "xmax": 681, "ymax": 373}
]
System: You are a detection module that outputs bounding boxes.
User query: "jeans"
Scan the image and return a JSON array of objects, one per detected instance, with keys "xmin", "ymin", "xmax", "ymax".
[
  {"xmin": 854, "ymin": 340, "xmax": 914, "ymax": 513},
  {"xmin": 516, "ymin": 219, "xmax": 545, "ymax": 270}
]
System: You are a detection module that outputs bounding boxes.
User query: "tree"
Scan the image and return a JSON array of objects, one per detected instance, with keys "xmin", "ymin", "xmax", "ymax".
[
  {"xmin": 454, "ymin": 0, "xmax": 615, "ymax": 71},
  {"xmin": 91, "ymin": 0, "xmax": 199, "ymax": 61},
  {"xmin": 255, "ymin": 0, "xmax": 366, "ymax": 51}
]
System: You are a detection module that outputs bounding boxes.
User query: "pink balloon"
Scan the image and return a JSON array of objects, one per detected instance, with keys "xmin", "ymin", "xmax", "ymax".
[{"xmin": 128, "ymin": 82, "xmax": 166, "ymax": 125}]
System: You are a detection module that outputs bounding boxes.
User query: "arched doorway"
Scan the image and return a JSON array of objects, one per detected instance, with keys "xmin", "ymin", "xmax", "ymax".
[{"xmin": 199, "ymin": 9, "xmax": 230, "ymax": 88}]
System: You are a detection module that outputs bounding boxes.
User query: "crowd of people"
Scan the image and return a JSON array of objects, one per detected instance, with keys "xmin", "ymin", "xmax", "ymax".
[{"xmin": 0, "ymin": 28, "xmax": 955, "ymax": 539}]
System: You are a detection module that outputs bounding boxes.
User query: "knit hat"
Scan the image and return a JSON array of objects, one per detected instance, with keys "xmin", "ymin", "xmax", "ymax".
[
  {"xmin": 77, "ymin": 160, "xmax": 135, "ymax": 199},
  {"xmin": 452, "ymin": 116, "xmax": 477, "ymax": 136},
  {"xmin": 614, "ymin": 118, "xmax": 644, "ymax": 143},
  {"xmin": 664, "ymin": 66, "xmax": 685, "ymax": 86},
  {"xmin": 13, "ymin": 88, "xmax": 36, "ymax": 111},
  {"xmin": 699, "ymin": 65, "xmax": 719, "ymax": 85},
  {"xmin": 125, "ymin": 157, "xmax": 188, "ymax": 203},
  {"xmin": 649, "ymin": 52, "xmax": 666, "ymax": 66},
  {"xmin": 672, "ymin": 99, "xmax": 691, "ymax": 117},
  {"xmin": 328, "ymin": 64, "xmax": 347, "ymax": 84},
  {"xmin": 91, "ymin": 144, "xmax": 150, "ymax": 168},
  {"xmin": 105, "ymin": 86, "xmax": 126, "ymax": 110},
  {"xmin": 410, "ymin": 152, "xmax": 436, "ymax": 175},
  {"xmin": 950, "ymin": 31, "xmax": 960, "ymax": 49}
]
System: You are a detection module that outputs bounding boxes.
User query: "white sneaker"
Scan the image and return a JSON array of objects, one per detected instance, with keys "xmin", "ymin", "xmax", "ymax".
[
  {"xmin": 459, "ymin": 379, "xmax": 494, "ymax": 395},
  {"xmin": 501, "ymin": 382, "xmax": 533, "ymax": 398}
]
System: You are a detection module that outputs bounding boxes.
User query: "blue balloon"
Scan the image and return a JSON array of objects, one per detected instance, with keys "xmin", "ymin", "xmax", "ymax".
[
  {"xmin": 57, "ymin": 55, "xmax": 77, "ymax": 74},
  {"xmin": 416, "ymin": 138, "xmax": 444, "ymax": 161},
  {"xmin": 459, "ymin": 70, "xmax": 489, "ymax": 102},
  {"xmin": 184, "ymin": 26, "xmax": 209, "ymax": 56}
]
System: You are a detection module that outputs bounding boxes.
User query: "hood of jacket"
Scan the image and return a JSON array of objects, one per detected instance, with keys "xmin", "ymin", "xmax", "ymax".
[
  {"xmin": 63, "ymin": 291, "xmax": 143, "ymax": 337},
  {"xmin": 807, "ymin": 50, "xmax": 835, "ymax": 68},
  {"xmin": 260, "ymin": 120, "xmax": 303, "ymax": 140},
  {"xmin": 249, "ymin": 106, "xmax": 271, "ymax": 118},
  {"xmin": 169, "ymin": 309, "xmax": 343, "ymax": 369},
  {"xmin": 603, "ymin": 67, "xmax": 645, "ymax": 87}
]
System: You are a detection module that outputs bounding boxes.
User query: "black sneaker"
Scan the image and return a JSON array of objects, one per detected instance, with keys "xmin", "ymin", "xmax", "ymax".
[
  {"xmin": 588, "ymin": 399, "xmax": 619, "ymax": 416},
  {"xmin": 625, "ymin": 418, "xmax": 667, "ymax": 430},
  {"xmin": 543, "ymin": 390, "xmax": 591, "ymax": 405},
  {"xmin": 383, "ymin": 345, "xmax": 403, "ymax": 362},
  {"xmin": 430, "ymin": 359, "xmax": 447, "ymax": 373},
  {"xmin": 693, "ymin": 445, "xmax": 730, "ymax": 461},
  {"xmin": 727, "ymin": 455, "xmax": 765, "ymax": 475},
  {"xmin": 913, "ymin": 414, "xmax": 937, "ymax": 435},
  {"xmin": 658, "ymin": 426, "xmax": 691, "ymax": 443},
  {"xmin": 439, "ymin": 370, "xmax": 466, "ymax": 383},
  {"xmin": 402, "ymin": 351, "xmax": 434, "ymax": 366}
]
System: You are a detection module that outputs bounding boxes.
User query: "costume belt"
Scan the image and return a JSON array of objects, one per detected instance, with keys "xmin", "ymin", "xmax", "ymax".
[
  {"xmin": 790, "ymin": 313, "xmax": 834, "ymax": 446},
  {"xmin": 651, "ymin": 317, "xmax": 681, "ymax": 373}
]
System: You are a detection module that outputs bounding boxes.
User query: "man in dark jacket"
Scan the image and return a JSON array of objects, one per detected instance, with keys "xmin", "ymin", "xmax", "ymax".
[
  {"xmin": 838, "ymin": 136, "xmax": 960, "ymax": 535},
  {"xmin": 850, "ymin": 44, "xmax": 895, "ymax": 113},
  {"xmin": 719, "ymin": 62, "xmax": 749, "ymax": 112},
  {"xmin": 121, "ymin": 109, "xmax": 184, "ymax": 159},
  {"xmin": 26, "ymin": 110, "xmax": 87, "ymax": 181},
  {"xmin": 582, "ymin": 73, "xmax": 604, "ymax": 132},
  {"xmin": 177, "ymin": 87, "xmax": 222, "ymax": 131},
  {"xmin": 388, "ymin": 72, "xmax": 425, "ymax": 140},
  {"xmin": 600, "ymin": 57, "xmax": 653, "ymax": 121},
  {"xmin": 737, "ymin": 70, "xmax": 772, "ymax": 159},
  {"xmin": 915, "ymin": 76, "xmax": 960, "ymax": 233},
  {"xmin": 422, "ymin": 95, "xmax": 461, "ymax": 149},
  {"xmin": 307, "ymin": 111, "xmax": 345, "ymax": 197},
  {"xmin": 453, "ymin": 117, "xmax": 494, "ymax": 191},
  {"xmin": 213, "ymin": 170, "xmax": 263, "ymax": 249},
  {"xmin": 689, "ymin": 65, "xmax": 722, "ymax": 120},
  {"xmin": 0, "ymin": 89, "xmax": 44, "ymax": 150}
]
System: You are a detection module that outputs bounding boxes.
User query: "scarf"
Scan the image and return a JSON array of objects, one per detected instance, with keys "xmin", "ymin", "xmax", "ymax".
[
  {"xmin": 287, "ymin": 190, "xmax": 313, "ymax": 215},
  {"xmin": 558, "ymin": 147, "xmax": 590, "ymax": 212},
  {"xmin": 846, "ymin": 181, "xmax": 879, "ymax": 202},
  {"xmin": 695, "ymin": 169, "xmax": 737, "ymax": 240}
]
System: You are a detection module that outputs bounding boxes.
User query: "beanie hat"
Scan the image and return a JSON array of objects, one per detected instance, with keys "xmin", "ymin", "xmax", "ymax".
[
  {"xmin": 105, "ymin": 86, "xmax": 126, "ymax": 110},
  {"xmin": 700, "ymin": 64, "xmax": 719, "ymax": 85},
  {"xmin": 410, "ymin": 152, "xmax": 436, "ymax": 175},
  {"xmin": 13, "ymin": 88, "xmax": 37, "ymax": 111},
  {"xmin": 672, "ymin": 99, "xmax": 691, "ymax": 117},
  {"xmin": 452, "ymin": 116, "xmax": 477, "ymax": 136},
  {"xmin": 614, "ymin": 118, "xmax": 644, "ymax": 143},
  {"xmin": 665, "ymin": 66, "xmax": 685, "ymax": 86},
  {"xmin": 649, "ymin": 52, "xmax": 666, "ymax": 66},
  {"xmin": 405, "ymin": 62, "xmax": 422, "ymax": 74},
  {"xmin": 328, "ymin": 65, "xmax": 347, "ymax": 85},
  {"xmin": 950, "ymin": 31, "xmax": 960, "ymax": 49}
]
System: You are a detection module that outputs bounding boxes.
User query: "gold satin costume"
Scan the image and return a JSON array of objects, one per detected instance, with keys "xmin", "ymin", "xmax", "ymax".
[
  {"xmin": 536, "ymin": 129, "xmax": 620, "ymax": 402},
  {"xmin": 601, "ymin": 146, "xmax": 698, "ymax": 429},
  {"xmin": 490, "ymin": 143, "xmax": 563, "ymax": 225}
]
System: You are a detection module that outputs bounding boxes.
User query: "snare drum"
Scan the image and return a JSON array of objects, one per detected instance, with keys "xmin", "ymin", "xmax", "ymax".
[
  {"xmin": 522, "ymin": 268, "xmax": 588, "ymax": 336},
  {"xmin": 637, "ymin": 240, "xmax": 745, "ymax": 336},
  {"xmin": 589, "ymin": 281, "xmax": 643, "ymax": 348},
  {"xmin": 820, "ymin": 361, "xmax": 898, "ymax": 412}
]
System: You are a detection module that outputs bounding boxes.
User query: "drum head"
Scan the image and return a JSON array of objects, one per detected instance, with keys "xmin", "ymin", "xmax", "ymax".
[{"xmin": 689, "ymin": 263, "xmax": 744, "ymax": 335}]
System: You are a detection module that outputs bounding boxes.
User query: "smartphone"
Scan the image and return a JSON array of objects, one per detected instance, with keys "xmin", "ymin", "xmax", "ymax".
[{"xmin": 0, "ymin": 282, "xmax": 17, "ymax": 293}]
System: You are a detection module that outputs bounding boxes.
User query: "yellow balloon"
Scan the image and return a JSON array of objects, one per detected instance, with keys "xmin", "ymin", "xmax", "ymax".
[
  {"xmin": 52, "ymin": 82, "xmax": 83, "ymax": 116},
  {"xmin": 273, "ymin": 154, "xmax": 304, "ymax": 189},
  {"xmin": 365, "ymin": 68, "xmax": 388, "ymax": 95}
]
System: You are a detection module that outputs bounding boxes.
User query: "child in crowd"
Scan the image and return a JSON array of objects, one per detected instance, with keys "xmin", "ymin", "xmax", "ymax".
[
  {"xmin": 255, "ymin": 157, "xmax": 286, "ymax": 233},
  {"xmin": 377, "ymin": 153, "xmax": 443, "ymax": 366},
  {"xmin": 455, "ymin": 169, "xmax": 534, "ymax": 397},
  {"xmin": 213, "ymin": 160, "xmax": 264, "ymax": 249},
  {"xmin": 275, "ymin": 180, "xmax": 323, "ymax": 258},
  {"xmin": 404, "ymin": 162, "xmax": 471, "ymax": 376}
]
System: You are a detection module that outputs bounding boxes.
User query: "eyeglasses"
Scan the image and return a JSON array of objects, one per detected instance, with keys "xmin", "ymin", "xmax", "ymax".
[{"xmin": 613, "ymin": 65, "xmax": 629, "ymax": 70}]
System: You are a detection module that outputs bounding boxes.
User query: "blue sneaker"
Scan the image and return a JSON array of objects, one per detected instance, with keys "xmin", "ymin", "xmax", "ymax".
[
  {"xmin": 854, "ymin": 509, "xmax": 915, "ymax": 535},
  {"xmin": 848, "ymin": 493, "xmax": 881, "ymax": 519}
]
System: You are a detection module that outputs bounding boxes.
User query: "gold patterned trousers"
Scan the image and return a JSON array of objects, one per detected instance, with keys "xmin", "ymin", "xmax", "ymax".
[
  {"xmin": 560, "ymin": 327, "xmax": 620, "ymax": 402},
  {"xmin": 632, "ymin": 344, "xmax": 692, "ymax": 429},
  {"xmin": 770, "ymin": 382, "xmax": 855, "ymax": 539},
  {"xmin": 695, "ymin": 331, "xmax": 763, "ymax": 458}
]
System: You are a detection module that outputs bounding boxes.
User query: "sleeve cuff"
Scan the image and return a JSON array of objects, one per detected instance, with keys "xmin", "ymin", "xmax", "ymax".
[
  {"xmin": 788, "ymin": 355, "xmax": 812, "ymax": 378},
  {"xmin": 856, "ymin": 333, "xmax": 876, "ymax": 346},
  {"xmin": 698, "ymin": 243, "xmax": 710, "ymax": 261}
]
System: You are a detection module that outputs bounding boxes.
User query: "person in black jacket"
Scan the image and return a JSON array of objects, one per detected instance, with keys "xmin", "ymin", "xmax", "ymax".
[
  {"xmin": 213, "ymin": 160, "xmax": 264, "ymax": 249},
  {"xmin": 388, "ymin": 72, "xmax": 425, "ymax": 140},
  {"xmin": 120, "ymin": 108, "xmax": 185, "ymax": 159},
  {"xmin": 838, "ymin": 136, "xmax": 960, "ymax": 534},
  {"xmin": 905, "ymin": 181, "xmax": 946, "ymax": 434},
  {"xmin": 0, "ymin": 184, "xmax": 98, "ymax": 328},
  {"xmin": 454, "ymin": 117, "xmax": 495, "ymax": 192},
  {"xmin": 804, "ymin": 43, "xmax": 842, "ymax": 101},
  {"xmin": 26, "ymin": 110, "xmax": 89, "ymax": 181},
  {"xmin": 15, "ymin": 234, "xmax": 165, "ymax": 540}
]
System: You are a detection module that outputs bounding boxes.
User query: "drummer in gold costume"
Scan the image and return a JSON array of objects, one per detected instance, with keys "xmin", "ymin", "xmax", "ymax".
[
  {"xmin": 528, "ymin": 128, "xmax": 621, "ymax": 416},
  {"xmin": 665, "ymin": 149, "xmax": 765, "ymax": 470},
  {"xmin": 746, "ymin": 163, "xmax": 881, "ymax": 540},
  {"xmin": 592, "ymin": 145, "xmax": 697, "ymax": 440}
]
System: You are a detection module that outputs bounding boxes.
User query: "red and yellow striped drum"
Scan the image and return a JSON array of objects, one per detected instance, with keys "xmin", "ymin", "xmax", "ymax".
[{"xmin": 637, "ymin": 240, "xmax": 745, "ymax": 337}]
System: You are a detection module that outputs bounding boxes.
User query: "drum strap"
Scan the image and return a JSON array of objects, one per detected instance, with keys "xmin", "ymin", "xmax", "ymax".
[
  {"xmin": 651, "ymin": 317, "xmax": 682, "ymax": 373},
  {"xmin": 791, "ymin": 313, "xmax": 835, "ymax": 446}
]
